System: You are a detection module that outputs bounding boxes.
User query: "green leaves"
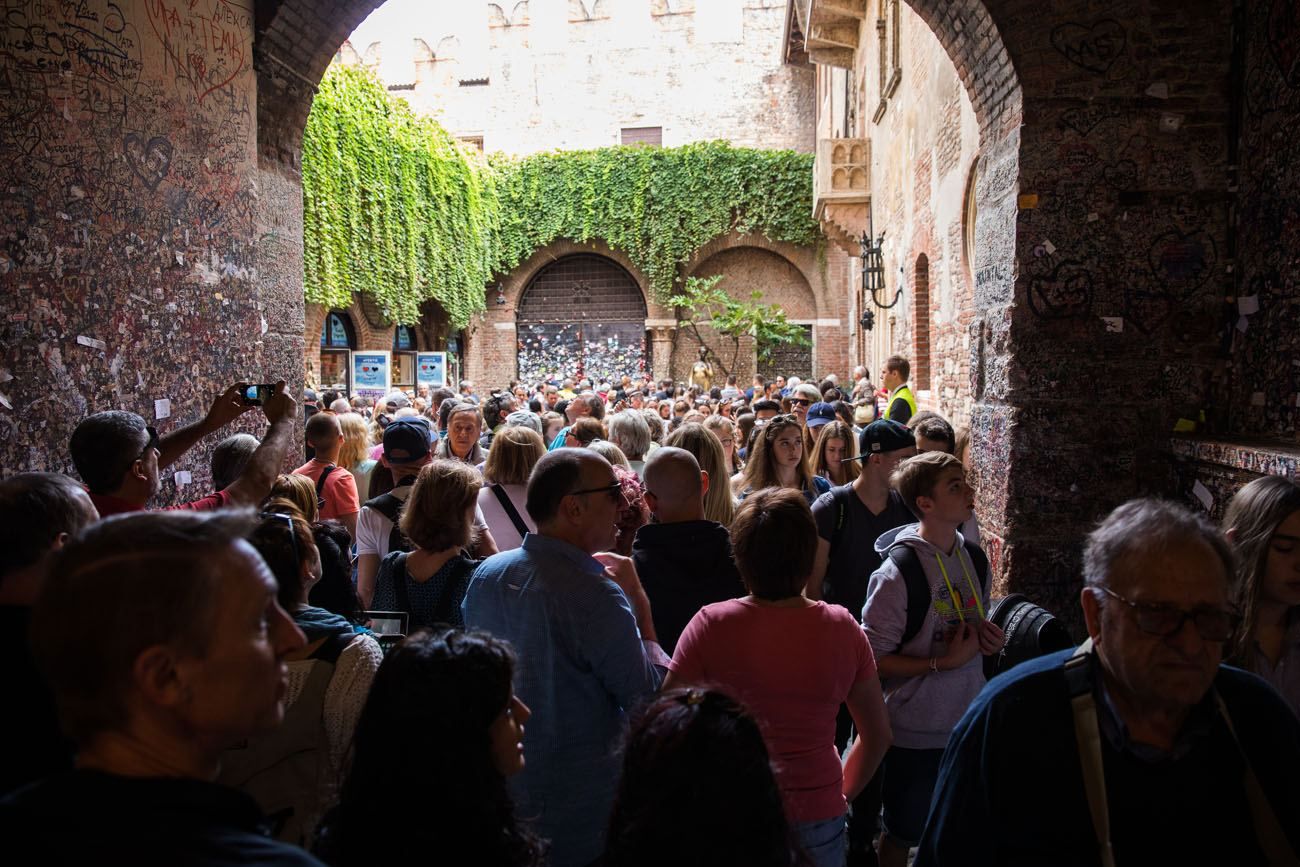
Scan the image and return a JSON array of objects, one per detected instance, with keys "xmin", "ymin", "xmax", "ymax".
[
  {"xmin": 674, "ymin": 275, "xmax": 811, "ymax": 378},
  {"xmin": 303, "ymin": 64, "xmax": 820, "ymax": 328}
]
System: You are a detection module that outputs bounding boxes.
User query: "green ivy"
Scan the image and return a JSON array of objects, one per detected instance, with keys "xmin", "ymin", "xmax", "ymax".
[
  {"xmin": 303, "ymin": 63, "xmax": 820, "ymax": 327},
  {"xmin": 303, "ymin": 64, "xmax": 500, "ymax": 328}
]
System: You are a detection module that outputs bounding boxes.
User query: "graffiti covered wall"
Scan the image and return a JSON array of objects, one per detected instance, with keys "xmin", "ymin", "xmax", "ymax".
[{"xmin": 0, "ymin": 1, "xmax": 291, "ymax": 497}]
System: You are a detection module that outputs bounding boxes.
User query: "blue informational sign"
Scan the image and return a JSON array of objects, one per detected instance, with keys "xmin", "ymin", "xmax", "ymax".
[
  {"xmin": 416, "ymin": 351, "xmax": 447, "ymax": 388},
  {"xmin": 352, "ymin": 351, "xmax": 391, "ymax": 396}
]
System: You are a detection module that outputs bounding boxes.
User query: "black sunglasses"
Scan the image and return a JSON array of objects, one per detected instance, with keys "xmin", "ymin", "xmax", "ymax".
[
  {"xmin": 789, "ymin": 398, "xmax": 811, "ymax": 407},
  {"xmin": 568, "ymin": 480, "xmax": 623, "ymax": 503},
  {"xmin": 138, "ymin": 426, "xmax": 160, "ymax": 462},
  {"xmin": 259, "ymin": 511, "xmax": 300, "ymax": 578}
]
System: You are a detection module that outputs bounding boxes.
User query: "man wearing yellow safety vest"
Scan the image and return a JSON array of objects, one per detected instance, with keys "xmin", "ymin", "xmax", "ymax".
[{"xmin": 881, "ymin": 355, "xmax": 917, "ymax": 425}]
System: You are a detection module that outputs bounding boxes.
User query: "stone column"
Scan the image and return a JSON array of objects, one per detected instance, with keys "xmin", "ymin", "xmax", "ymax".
[{"xmin": 647, "ymin": 323, "xmax": 677, "ymax": 384}]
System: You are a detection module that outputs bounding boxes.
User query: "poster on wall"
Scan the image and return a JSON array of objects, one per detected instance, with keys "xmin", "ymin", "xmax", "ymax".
[
  {"xmin": 352, "ymin": 351, "xmax": 391, "ymax": 397},
  {"xmin": 416, "ymin": 351, "xmax": 447, "ymax": 388}
]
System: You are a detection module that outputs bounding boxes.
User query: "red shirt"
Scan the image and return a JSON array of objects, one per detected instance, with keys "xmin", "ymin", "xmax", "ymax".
[
  {"xmin": 89, "ymin": 489, "xmax": 232, "ymax": 518},
  {"xmin": 670, "ymin": 598, "xmax": 877, "ymax": 822},
  {"xmin": 293, "ymin": 459, "xmax": 360, "ymax": 521}
]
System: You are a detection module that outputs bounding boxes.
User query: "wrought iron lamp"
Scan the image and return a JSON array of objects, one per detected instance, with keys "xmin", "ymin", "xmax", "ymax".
[
  {"xmin": 860, "ymin": 214, "xmax": 900, "ymax": 310},
  {"xmin": 860, "ymin": 308, "xmax": 875, "ymax": 332}
]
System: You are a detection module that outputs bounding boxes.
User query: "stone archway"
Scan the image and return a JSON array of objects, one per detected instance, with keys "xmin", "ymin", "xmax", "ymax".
[{"xmin": 515, "ymin": 254, "xmax": 649, "ymax": 386}]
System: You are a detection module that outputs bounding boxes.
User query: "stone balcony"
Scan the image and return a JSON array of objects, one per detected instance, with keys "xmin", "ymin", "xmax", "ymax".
[
  {"xmin": 788, "ymin": 0, "xmax": 866, "ymax": 69},
  {"xmin": 814, "ymin": 137, "xmax": 871, "ymax": 254}
]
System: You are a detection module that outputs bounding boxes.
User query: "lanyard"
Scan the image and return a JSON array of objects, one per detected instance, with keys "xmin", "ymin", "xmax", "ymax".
[{"xmin": 934, "ymin": 542, "xmax": 985, "ymax": 621}]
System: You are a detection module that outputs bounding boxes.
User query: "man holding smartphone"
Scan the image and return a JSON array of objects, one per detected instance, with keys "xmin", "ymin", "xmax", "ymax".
[{"xmin": 69, "ymin": 382, "xmax": 298, "ymax": 517}]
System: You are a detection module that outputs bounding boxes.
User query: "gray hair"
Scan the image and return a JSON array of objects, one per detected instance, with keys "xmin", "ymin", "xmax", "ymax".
[
  {"xmin": 607, "ymin": 410, "xmax": 651, "ymax": 460},
  {"xmin": 210, "ymin": 433, "xmax": 259, "ymax": 492},
  {"xmin": 1083, "ymin": 497, "xmax": 1234, "ymax": 589},
  {"xmin": 587, "ymin": 439, "xmax": 631, "ymax": 469},
  {"xmin": 504, "ymin": 410, "xmax": 543, "ymax": 435}
]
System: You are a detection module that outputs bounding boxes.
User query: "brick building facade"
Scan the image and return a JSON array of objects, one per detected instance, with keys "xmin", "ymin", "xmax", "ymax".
[{"xmin": 321, "ymin": 0, "xmax": 838, "ymax": 389}]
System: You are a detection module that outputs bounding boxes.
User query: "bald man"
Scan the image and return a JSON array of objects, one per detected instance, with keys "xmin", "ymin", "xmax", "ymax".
[{"xmin": 631, "ymin": 447, "xmax": 744, "ymax": 654}]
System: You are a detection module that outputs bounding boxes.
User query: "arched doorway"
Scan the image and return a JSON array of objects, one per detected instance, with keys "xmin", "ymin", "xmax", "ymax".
[{"xmin": 516, "ymin": 255, "xmax": 648, "ymax": 385}]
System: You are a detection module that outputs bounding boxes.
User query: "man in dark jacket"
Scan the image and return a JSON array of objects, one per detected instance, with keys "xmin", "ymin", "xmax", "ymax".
[{"xmin": 632, "ymin": 447, "xmax": 745, "ymax": 654}]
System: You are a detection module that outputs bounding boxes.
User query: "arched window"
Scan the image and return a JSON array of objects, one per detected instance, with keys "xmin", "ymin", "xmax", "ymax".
[
  {"xmin": 320, "ymin": 310, "xmax": 356, "ymax": 349},
  {"xmin": 913, "ymin": 254, "xmax": 931, "ymax": 392},
  {"xmin": 393, "ymin": 325, "xmax": 418, "ymax": 388}
]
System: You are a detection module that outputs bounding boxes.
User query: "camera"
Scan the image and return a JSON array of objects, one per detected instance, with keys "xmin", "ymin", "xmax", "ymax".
[{"xmin": 240, "ymin": 384, "xmax": 276, "ymax": 406}]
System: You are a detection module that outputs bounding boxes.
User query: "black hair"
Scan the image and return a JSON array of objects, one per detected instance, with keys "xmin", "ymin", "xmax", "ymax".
[
  {"xmin": 318, "ymin": 629, "xmax": 544, "ymax": 866},
  {"xmin": 321, "ymin": 390, "xmax": 341, "ymax": 408},
  {"xmin": 309, "ymin": 520, "xmax": 366, "ymax": 623},
  {"xmin": 0, "ymin": 473, "xmax": 95, "ymax": 581},
  {"xmin": 604, "ymin": 689, "xmax": 801, "ymax": 867},
  {"xmin": 483, "ymin": 394, "xmax": 514, "ymax": 429},
  {"xmin": 68, "ymin": 410, "xmax": 148, "ymax": 494},
  {"xmin": 248, "ymin": 505, "xmax": 315, "ymax": 610}
]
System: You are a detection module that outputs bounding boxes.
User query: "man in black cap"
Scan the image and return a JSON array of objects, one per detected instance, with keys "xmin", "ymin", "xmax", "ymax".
[
  {"xmin": 808, "ymin": 418, "xmax": 917, "ymax": 867},
  {"xmin": 355, "ymin": 417, "xmax": 436, "ymax": 608}
]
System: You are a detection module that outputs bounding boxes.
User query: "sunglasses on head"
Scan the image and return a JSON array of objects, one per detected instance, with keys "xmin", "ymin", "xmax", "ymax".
[
  {"xmin": 138, "ymin": 426, "xmax": 160, "ymax": 462},
  {"xmin": 259, "ymin": 511, "xmax": 300, "ymax": 578}
]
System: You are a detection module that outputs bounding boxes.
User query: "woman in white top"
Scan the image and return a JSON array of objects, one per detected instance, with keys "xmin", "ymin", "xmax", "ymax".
[{"xmin": 477, "ymin": 426, "xmax": 546, "ymax": 551}]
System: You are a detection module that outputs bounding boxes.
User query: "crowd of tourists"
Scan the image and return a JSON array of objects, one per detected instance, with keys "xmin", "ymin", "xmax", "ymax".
[{"xmin": 1, "ymin": 356, "xmax": 1298, "ymax": 866}]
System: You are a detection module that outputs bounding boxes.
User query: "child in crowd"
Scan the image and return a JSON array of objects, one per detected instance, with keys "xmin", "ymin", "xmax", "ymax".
[
  {"xmin": 861, "ymin": 451, "xmax": 1003, "ymax": 867},
  {"xmin": 1223, "ymin": 475, "xmax": 1300, "ymax": 716}
]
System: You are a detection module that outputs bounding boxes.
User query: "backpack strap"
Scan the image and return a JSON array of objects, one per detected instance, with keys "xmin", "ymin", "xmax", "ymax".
[
  {"xmin": 391, "ymin": 552, "xmax": 411, "ymax": 617},
  {"xmin": 1211, "ymin": 691, "xmax": 1299, "ymax": 864},
  {"xmin": 963, "ymin": 538, "xmax": 989, "ymax": 592},
  {"xmin": 1065, "ymin": 639, "xmax": 1116, "ymax": 867},
  {"xmin": 826, "ymin": 484, "xmax": 855, "ymax": 559},
  {"xmin": 888, "ymin": 545, "xmax": 933, "ymax": 647},
  {"xmin": 490, "ymin": 484, "xmax": 530, "ymax": 539},
  {"xmin": 314, "ymin": 464, "xmax": 337, "ymax": 505},
  {"xmin": 364, "ymin": 492, "xmax": 410, "ymax": 555}
]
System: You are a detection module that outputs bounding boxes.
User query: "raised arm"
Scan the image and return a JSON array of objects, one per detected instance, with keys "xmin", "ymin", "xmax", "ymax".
[
  {"xmin": 223, "ymin": 382, "xmax": 297, "ymax": 507},
  {"xmin": 158, "ymin": 383, "xmax": 258, "ymax": 470}
]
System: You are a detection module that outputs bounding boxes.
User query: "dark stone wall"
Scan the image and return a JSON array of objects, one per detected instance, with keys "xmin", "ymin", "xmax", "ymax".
[
  {"xmin": 1232, "ymin": 0, "xmax": 1300, "ymax": 439},
  {"xmin": 0, "ymin": 1, "xmax": 296, "ymax": 498}
]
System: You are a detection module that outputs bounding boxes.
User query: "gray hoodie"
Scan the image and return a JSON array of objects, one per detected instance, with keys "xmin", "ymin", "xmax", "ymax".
[{"xmin": 862, "ymin": 523, "xmax": 990, "ymax": 749}]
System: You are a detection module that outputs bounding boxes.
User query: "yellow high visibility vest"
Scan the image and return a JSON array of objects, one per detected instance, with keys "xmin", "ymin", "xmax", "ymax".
[{"xmin": 884, "ymin": 384, "xmax": 917, "ymax": 421}]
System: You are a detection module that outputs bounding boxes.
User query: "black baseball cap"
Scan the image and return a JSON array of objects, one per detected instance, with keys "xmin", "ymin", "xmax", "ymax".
[{"xmin": 846, "ymin": 419, "xmax": 916, "ymax": 461}]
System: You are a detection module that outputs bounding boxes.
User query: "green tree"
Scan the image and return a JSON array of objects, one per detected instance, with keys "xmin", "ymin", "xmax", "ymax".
[{"xmin": 674, "ymin": 275, "xmax": 811, "ymax": 379}]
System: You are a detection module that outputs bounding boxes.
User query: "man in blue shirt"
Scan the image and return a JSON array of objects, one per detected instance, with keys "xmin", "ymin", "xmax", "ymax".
[{"xmin": 463, "ymin": 449, "xmax": 668, "ymax": 867}]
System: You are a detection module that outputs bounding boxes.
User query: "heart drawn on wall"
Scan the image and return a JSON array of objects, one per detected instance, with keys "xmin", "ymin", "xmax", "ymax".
[{"xmin": 123, "ymin": 133, "xmax": 174, "ymax": 190}]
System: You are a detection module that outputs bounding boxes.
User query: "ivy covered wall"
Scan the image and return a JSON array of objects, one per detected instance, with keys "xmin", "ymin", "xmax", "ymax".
[{"xmin": 302, "ymin": 64, "xmax": 821, "ymax": 327}]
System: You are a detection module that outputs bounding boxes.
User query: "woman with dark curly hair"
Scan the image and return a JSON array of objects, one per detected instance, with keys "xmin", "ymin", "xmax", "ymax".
[
  {"xmin": 604, "ymin": 688, "xmax": 804, "ymax": 867},
  {"xmin": 315, "ymin": 628, "xmax": 544, "ymax": 867}
]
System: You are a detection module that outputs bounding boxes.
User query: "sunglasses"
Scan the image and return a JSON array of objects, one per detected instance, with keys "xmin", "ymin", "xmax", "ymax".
[
  {"xmin": 568, "ymin": 480, "xmax": 623, "ymax": 503},
  {"xmin": 259, "ymin": 511, "xmax": 300, "ymax": 578},
  {"xmin": 789, "ymin": 398, "xmax": 811, "ymax": 407},
  {"xmin": 1097, "ymin": 586, "xmax": 1238, "ymax": 642},
  {"xmin": 138, "ymin": 426, "xmax": 160, "ymax": 462}
]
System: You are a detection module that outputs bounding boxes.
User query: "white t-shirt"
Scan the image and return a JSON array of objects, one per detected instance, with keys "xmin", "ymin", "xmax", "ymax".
[
  {"xmin": 355, "ymin": 484, "xmax": 488, "ymax": 558},
  {"xmin": 476, "ymin": 482, "xmax": 536, "ymax": 552}
]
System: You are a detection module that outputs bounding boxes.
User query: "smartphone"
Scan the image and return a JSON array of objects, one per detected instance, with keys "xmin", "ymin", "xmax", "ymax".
[{"xmin": 240, "ymin": 383, "xmax": 276, "ymax": 405}]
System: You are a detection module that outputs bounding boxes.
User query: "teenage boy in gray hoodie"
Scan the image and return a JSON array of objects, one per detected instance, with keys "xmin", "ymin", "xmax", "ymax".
[{"xmin": 861, "ymin": 451, "xmax": 1004, "ymax": 867}]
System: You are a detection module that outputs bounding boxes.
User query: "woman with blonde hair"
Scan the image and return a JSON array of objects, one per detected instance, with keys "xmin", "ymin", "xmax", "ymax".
[
  {"xmin": 338, "ymin": 413, "xmax": 378, "ymax": 501},
  {"xmin": 479, "ymin": 426, "xmax": 546, "ymax": 552},
  {"xmin": 810, "ymin": 421, "xmax": 860, "ymax": 488},
  {"xmin": 1223, "ymin": 475, "xmax": 1300, "ymax": 715},
  {"xmin": 664, "ymin": 422, "xmax": 736, "ymax": 527},
  {"xmin": 703, "ymin": 414, "xmax": 741, "ymax": 478},
  {"xmin": 265, "ymin": 473, "xmax": 320, "ymax": 523},
  {"xmin": 738, "ymin": 414, "xmax": 830, "ymax": 506}
]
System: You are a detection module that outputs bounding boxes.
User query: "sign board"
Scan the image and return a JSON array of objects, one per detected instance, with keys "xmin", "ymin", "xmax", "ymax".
[
  {"xmin": 416, "ymin": 351, "xmax": 447, "ymax": 388},
  {"xmin": 352, "ymin": 351, "xmax": 391, "ymax": 396}
]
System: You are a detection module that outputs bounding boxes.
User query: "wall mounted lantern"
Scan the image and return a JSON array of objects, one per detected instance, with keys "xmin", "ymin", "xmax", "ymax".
[
  {"xmin": 495, "ymin": 284, "xmax": 506, "ymax": 306},
  {"xmin": 860, "ymin": 213, "xmax": 901, "ymax": 310},
  {"xmin": 860, "ymin": 309, "xmax": 875, "ymax": 332}
]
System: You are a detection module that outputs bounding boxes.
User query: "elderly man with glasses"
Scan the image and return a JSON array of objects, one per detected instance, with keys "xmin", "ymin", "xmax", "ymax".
[
  {"xmin": 917, "ymin": 498, "xmax": 1300, "ymax": 867},
  {"xmin": 462, "ymin": 448, "xmax": 668, "ymax": 867}
]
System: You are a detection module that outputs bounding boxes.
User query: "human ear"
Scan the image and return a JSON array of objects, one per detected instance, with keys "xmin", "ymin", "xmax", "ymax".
[
  {"xmin": 699, "ymin": 470, "xmax": 710, "ymax": 497},
  {"xmin": 134, "ymin": 645, "xmax": 188, "ymax": 708},
  {"xmin": 1080, "ymin": 586, "xmax": 1103, "ymax": 643},
  {"xmin": 1224, "ymin": 526, "xmax": 1237, "ymax": 545}
]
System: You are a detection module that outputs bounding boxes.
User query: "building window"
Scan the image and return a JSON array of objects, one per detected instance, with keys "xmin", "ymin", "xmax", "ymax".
[
  {"xmin": 873, "ymin": 0, "xmax": 902, "ymax": 123},
  {"xmin": 913, "ymin": 255, "xmax": 931, "ymax": 392},
  {"xmin": 319, "ymin": 310, "xmax": 356, "ymax": 394},
  {"xmin": 321, "ymin": 311, "xmax": 356, "ymax": 349},
  {"xmin": 458, "ymin": 135, "xmax": 485, "ymax": 152},
  {"xmin": 393, "ymin": 325, "xmax": 418, "ymax": 388},
  {"xmin": 621, "ymin": 126, "xmax": 663, "ymax": 147}
]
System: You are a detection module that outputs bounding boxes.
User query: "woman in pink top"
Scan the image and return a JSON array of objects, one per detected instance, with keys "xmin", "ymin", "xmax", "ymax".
[{"xmin": 665, "ymin": 487, "xmax": 892, "ymax": 867}]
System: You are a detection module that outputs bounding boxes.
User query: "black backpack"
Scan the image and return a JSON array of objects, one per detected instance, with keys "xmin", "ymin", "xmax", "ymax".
[
  {"xmin": 886, "ymin": 539, "xmax": 989, "ymax": 648},
  {"xmin": 362, "ymin": 474, "xmax": 419, "ymax": 557}
]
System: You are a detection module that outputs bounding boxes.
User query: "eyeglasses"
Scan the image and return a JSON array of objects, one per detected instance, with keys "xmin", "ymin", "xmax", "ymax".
[
  {"xmin": 789, "ymin": 398, "xmax": 811, "ymax": 407},
  {"xmin": 568, "ymin": 481, "xmax": 623, "ymax": 503},
  {"xmin": 1096, "ymin": 586, "xmax": 1238, "ymax": 642},
  {"xmin": 259, "ymin": 512, "xmax": 300, "ymax": 578},
  {"xmin": 138, "ymin": 426, "xmax": 160, "ymax": 462}
]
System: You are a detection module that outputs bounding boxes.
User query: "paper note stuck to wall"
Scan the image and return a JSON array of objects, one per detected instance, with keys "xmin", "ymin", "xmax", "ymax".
[
  {"xmin": 154, "ymin": 399, "xmax": 171, "ymax": 420},
  {"xmin": 1237, "ymin": 294, "xmax": 1259, "ymax": 316},
  {"xmin": 173, "ymin": 471, "xmax": 192, "ymax": 487},
  {"xmin": 1102, "ymin": 317, "xmax": 1124, "ymax": 333},
  {"xmin": 76, "ymin": 335, "xmax": 107, "ymax": 351},
  {"xmin": 1192, "ymin": 480, "xmax": 1214, "ymax": 512}
]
